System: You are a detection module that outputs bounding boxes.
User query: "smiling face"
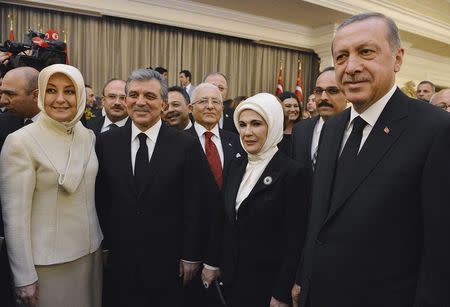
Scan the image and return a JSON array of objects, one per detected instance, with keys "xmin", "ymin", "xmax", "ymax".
[
  {"xmin": 165, "ymin": 90, "xmax": 190, "ymax": 130},
  {"xmin": 332, "ymin": 18, "xmax": 403, "ymax": 113},
  {"xmin": 44, "ymin": 73, "xmax": 78, "ymax": 122},
  {"xmin": 126, "ymin": 79, "xmax": 165, "ymax": 131},
  {"xmin": 238, "ymin": 109, "xmax": 268, "ymax": 155},
  {"xmin": 190, "ymin": 86, "xmax": 223, "ymax": 130},
  {"xmin": 282, "ymin": 98, "xmax": 300, "ymax": 122}
]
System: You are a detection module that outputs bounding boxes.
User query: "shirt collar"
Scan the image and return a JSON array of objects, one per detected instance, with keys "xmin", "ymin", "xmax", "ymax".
[
  {"xmin": 194, "ymin": 121, "xmax": 220, "ymax": 138},
  {"xmin": 348, "ymin": 84, "xmax": 397, "ymax": 128},
  {"xmin": 131, "ymin": 119, "xmax": 162, "ymax": 143},
  {"xmin": 30, "ymin": 112, "xmax": 41, "ymax": 122},
  {"xmin": 104, "ymin": 116, "xmax": 128, "ymax": 128},
  {"xmin": 183, "ymin": 120, "xmax": 193, "ymax": 130}
]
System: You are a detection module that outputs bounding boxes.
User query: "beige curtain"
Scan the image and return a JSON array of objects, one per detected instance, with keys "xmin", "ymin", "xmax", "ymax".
[{"xmin": 1, "ymin": 3, "xmax": 319, "ymax": 104}]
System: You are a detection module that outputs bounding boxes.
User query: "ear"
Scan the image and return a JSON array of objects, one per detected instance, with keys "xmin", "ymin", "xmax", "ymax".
[
  {"xmin": 394, "ymin": 48, "xmax": 404, "ymax": 73},
  {"xmin": 31, "ymin": 89, "xmax": 39, "ymax": 102},
  {"xmin": 161, "ymin": 101, "xmax": 168, "ymax": 112},
  {"xmin": 188, "ymin": 104, "xmax": 194, "ymax": 113}
]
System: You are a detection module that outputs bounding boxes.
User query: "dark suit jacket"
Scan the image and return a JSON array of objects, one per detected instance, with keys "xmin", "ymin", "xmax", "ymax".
[
  {"xmin": 95, "ymin": 122, "xmax": 210, "ymax": 289},
  {"xmin": 185, "ymin": 126, "xmax": 243, "ymax": 175},
  {"xmin": 0, "ymin": 112, "xmax": 23, "ymax": 306},
  {"xmin": 222, "ymin": 106, "xmax": 238, "ymax": 134},
  {"xmin": 291, "ymin": 116, "xmax": 320, "ymax": 173},
  {"xmin": 297, "ymin": 89, "xmax": 450, "ymax": 307},
  {"xmin": 85, "ymin": 115, "xmax": 105, "ymax": 137},
  {"xmin": 221, "ymin": 151, "xmax": 309, "ymax": 305}
]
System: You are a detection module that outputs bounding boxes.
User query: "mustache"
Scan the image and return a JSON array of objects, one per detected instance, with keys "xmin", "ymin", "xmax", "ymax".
[
  {"xmin": 342, "ymin": 74, "xmax": 370, "ymax": 83},
  {"xmin": 132, "ymin": 106, "xmax": 150, "ymax": 112},
  {"xmin": 318, "ymin": 101, "xmax": 333, "ymax": 108},
  {"xmin": 166, "ymin": 111, "xmax": 181, "ymax": 119}
]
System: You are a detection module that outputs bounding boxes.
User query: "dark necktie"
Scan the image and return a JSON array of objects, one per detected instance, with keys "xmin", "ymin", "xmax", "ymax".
[
  {"xmin": 108, "ymin": 123, "xmax": 118, "ymax": 130},
  {"xmin": 204, "ymin": 131, "xmax": 223, "ymax": 188},
  {"xmin": 331, "ymin": 116, "xmax": 367, "ymax": 205},
  {"xmin": 134, "ymin": 133, "xmax": 149, "ymax": 194},
  {"xmin": 23, "ymin": 119, "xmax": 33, "ymax": 126}
]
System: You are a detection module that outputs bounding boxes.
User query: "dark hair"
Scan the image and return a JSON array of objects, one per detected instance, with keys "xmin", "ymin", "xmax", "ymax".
[
  {"xmin": 125, "ymin": 68, "xmax": 168, "ymax": 102},
  {"xmin": 418, "ymin": 80, "xmax": 435, "ymax": 92},
  {"xmin": 335, "ymin": 12, "xmax": 401, "ymax": 52},
  {"xmin": 154, "ymin": 67, "xmax": 168, "ymax": 74},
  {"xmin": 101, "ymin": 78, "xmax": 125, "ymax": 96},
  {"xmin": 278, "ymin": 91, "xmax": 302, "ymax": 124},
  {"xmin": 168, "ymin": 85, "xmax": 190, "ymax": 105},
  {"xmin": 179, "ymin": 70, "xmax": 192, "ymax": 82}
]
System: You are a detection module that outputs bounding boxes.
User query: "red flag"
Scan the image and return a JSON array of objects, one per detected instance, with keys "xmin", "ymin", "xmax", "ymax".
[
  {"xmin": 276, "ymin": 64, "xmax": 284, "ymax": 96},
  {"xmin": 295, "ymin": 61, "xmax": 303, "ymax": 102},
  {"xmin": 63, "ymin": 31, "xmax": 69, "ymax": 64},
  {"xmin": 8, "ymin": 15, "xmax": 14, "ymax": 41}
]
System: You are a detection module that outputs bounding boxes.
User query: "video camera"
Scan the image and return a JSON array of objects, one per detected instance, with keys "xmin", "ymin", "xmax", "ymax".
[{"xmin": 0, "ymin": 28, "xmax": 67, "ymax": 77}]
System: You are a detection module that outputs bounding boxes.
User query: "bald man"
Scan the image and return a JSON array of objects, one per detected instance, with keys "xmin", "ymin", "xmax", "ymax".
[
  {"xmin": 431, "ymin": 89, "xmax": 450, "ymax": 113},
  {"xmin": 0, "ymin": 66, "xmax": 40, "ymax": 307}
]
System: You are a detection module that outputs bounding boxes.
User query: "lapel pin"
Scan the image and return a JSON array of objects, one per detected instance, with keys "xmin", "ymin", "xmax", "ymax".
[
  {"xmin": 228, "ymin": 143, "xmax": 232, "ymax": 147},
  {"xmin": 225, "ymin": 114, "xmax": 229, "ymax": 118},
  {"xmin": 263, "ymin": 176, "xmax": 272, "ymax": 185},
  {"xmin": 236, "ymin": 153, "xmax": 241, "ymax": 158},
  {"xmin": 384, "ymin": 127, "xmax": 390, "ymax": 134}
]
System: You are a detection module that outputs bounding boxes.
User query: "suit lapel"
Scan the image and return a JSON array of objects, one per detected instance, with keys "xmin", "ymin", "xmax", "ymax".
[
  {"xmin": 237, "ymin": 152, "xmax": 283, "ymax": 214},
  {"xmin": 220, "ymin": 130, "xmax": 235, "ymax": 171},
  {"xmin": 225, "ymin": 157, "xmax": 247, "ymax": 222},
  {"xmin": 325, "ymin": 89, "xmax": 409, "ymax": 222},
  {"xmin": 117, "ymin": 122, "xmax": 137, "ymax": 196},
  {"xmin": 306, "ymin": 116, "xmax": 320, "ymax": 157}
]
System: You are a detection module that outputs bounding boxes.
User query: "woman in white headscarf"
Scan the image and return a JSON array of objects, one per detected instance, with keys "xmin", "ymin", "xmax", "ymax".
[
  {"xmin": 0, "ymin": 64, "xmax": 103, "ymax": 307},
  {"xmin": 202, "ymin": 93, "xmax": 309, "ymax": 307}
]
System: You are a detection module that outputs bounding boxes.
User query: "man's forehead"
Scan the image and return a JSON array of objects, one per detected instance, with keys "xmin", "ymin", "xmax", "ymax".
[
  {"xmin": 316, "ymin": 71, "xmax": 337, "ymax": 86},
  {"xmin": 128, "ymin": 79, "xmax": 160, "ymax": 91},
  {"xmin": 333, "ymin": 18, "xmax": 388, "ymax": 49},
  {"xmin": 105, "ymin": 81, "xmax": 125, "ymax": 93}
]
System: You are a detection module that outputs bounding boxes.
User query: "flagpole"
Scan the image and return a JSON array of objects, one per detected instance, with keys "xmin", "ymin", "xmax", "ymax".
[
  {"xmin": 8, "ymin": 14, "xmax": 14, "ymax": 41},
  {"xmin": 63, "ymin": 30, "xmax": 69, "ymax": 64}
]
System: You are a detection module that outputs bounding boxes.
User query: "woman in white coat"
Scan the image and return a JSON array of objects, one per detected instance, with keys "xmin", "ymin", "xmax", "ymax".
[{"xmin": 0, "ymin": 64, "xmax": 103, "ymax": 307}]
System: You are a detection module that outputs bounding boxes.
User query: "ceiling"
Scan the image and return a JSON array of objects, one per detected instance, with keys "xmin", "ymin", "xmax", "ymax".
[{"xmin": 191, "ymin": 0, "xmax": 450, "ymax": 58}]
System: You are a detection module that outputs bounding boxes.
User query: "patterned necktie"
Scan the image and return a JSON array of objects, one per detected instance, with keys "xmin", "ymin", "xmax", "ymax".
[
  {"xmin": 331, "ymin": 116, "xmax": 367, "ymax": 205},
  {"xmin": 134, "ymin": 133, "xmax": 149, "ymax": 194},
  {"xmin": 204, "ymin": 131, "xmax": 223, "ymax": 188}
]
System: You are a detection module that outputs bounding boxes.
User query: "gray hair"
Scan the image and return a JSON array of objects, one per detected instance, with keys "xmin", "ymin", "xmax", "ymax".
[
  {"xmin": 335, "ymin": 12, "xmax": 401, "ymax": 52},
  {"xmin": 190, "ymin": 82, "xmax": 223, "ymax": 104},
  {"xmin": 125, "ymin": 68, "xmax": 168, "ymax": 102}
]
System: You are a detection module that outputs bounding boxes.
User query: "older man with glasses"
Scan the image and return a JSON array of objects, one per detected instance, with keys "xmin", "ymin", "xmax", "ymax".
[
  {"xmin": 86, "ymin": 78, "xmax": 128, "ymax": 136},
  {"xmin": 291, "ymin": 66, "xmax": 347, "ymax": 173}
]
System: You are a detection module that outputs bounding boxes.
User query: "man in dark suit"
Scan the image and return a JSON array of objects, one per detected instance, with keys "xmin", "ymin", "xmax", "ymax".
[
  {"xmin": 203, "ymin": 72, "xmax": 238, "ymax": 134},
  {"xmin": 292, "ymin": 13, "xmax": 450, "ymax": 307},
  {"xmin": 0, "ymin": 66, "xmax": 40, "ymax": 307},
  {"xmin": 183, "ymin": 82, "xmax": 242, "ymax": 307},
  {"xmin": 96, "ymin": 69, "xmax": 211, "ymax": 307},
  {"xmin": 291, "ymin": 67, "xmax": 347, "ymax": 173},
  {"xmin": 86, "ymin": 78, "xmax": 128, "ymax": 136}
]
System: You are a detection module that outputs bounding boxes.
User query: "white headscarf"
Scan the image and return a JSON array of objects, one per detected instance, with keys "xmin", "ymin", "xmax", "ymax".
[
  {"xmin": 233, "ymin": 93, "xmax": 284, "ymax": 211},
  {"xmin": 35, "ymin": 64, "xmax": 94, "ymax": 193}
]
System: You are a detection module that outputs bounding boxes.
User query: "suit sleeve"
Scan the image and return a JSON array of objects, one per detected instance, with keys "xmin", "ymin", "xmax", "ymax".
[
  {"xmin": 0, "ymin": 134, "xmax": 38, "ymax": 287},
  {"xmin": 94, "ymin": 134, "xmax": 112, "ymax": 250},
  {"xmin": 414, "ymin": 118, "xmax": 450, "ymax": 306},
  {"xmin": 181, "ymin": 138, "xmax": 210, "ymax": 261},
  {"xmin": 272, "ymin": 166, "xmax": 310, "ymax": 303}
]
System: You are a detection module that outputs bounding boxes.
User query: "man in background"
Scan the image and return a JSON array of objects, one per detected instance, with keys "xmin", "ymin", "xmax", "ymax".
[{"xmin": 416, "ymin": 80, "xmax": 435, "ymax": 102}]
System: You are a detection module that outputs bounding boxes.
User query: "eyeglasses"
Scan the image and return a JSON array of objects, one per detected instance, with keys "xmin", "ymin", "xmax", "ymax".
[
  {"xmin": 313, "ymin": 87, "xmax": 341, "ymax": 96},
  {"xmin": 105, "ymin": 94, "xmax": 126, "ymax": 101},
  {"xmin": 192, "ymin": 97, "xmax": 223, "ymax": 108}
]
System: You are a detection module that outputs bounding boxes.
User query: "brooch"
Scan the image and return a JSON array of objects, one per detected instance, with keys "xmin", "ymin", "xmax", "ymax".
[
  {"xmin": 263, "ymin": 176, "xmax": 272, "ymax": 185},
  {"xmin": 236, "ymin": 153, "xmax": 241, "ymax": 158}
]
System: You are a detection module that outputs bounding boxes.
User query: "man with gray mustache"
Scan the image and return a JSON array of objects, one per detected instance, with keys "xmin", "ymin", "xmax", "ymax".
[
  {"xmin": 291, "ymin": 66, "xmax": 347, "ymax": 173},
  {"xmin": 292, "ymin": 12, "xmax": 450, "ymax": 307}
]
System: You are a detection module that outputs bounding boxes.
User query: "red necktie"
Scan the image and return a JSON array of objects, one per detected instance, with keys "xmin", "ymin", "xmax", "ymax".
[{"xmin": 204, "ymin": 131, "xmax": 223, "ymax": 188}]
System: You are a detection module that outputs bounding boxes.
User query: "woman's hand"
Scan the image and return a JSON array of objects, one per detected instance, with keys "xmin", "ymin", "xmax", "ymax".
[
  {"xmin": 269, "ymin": 296, "xmax": 289, "ymax": 307},
  {"xmin": 201, "ymin": 267, "xmax": 220, "ymax": 288},
  {"xmin": 15, "ymin": 281, "xmax": 39, "ymax": 307}
]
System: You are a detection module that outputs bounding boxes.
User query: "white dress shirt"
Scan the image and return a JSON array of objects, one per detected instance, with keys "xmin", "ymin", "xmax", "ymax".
[
  {"xmin": 193, "ymin": 122, "xmax": 224, "ymax": 167},
  {"xmin": 340, "ymin": 84, "xmax": 396, "ymax": 155},
  {"xmin": 311, "ymin": 117, "xmax": 325, "ymax": 160},
  {"xmin": 101, "ymin": 116, "xmax": 128, "ymax": 133},
  {"xmin": 131, "ymin": 119, "xmax": 162, "ymax": 174}
]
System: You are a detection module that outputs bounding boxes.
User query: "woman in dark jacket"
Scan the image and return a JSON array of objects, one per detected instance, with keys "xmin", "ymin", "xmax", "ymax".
[{"xmin": 202, "ymin": 93, "xmax": 309, "ymax": 307}]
